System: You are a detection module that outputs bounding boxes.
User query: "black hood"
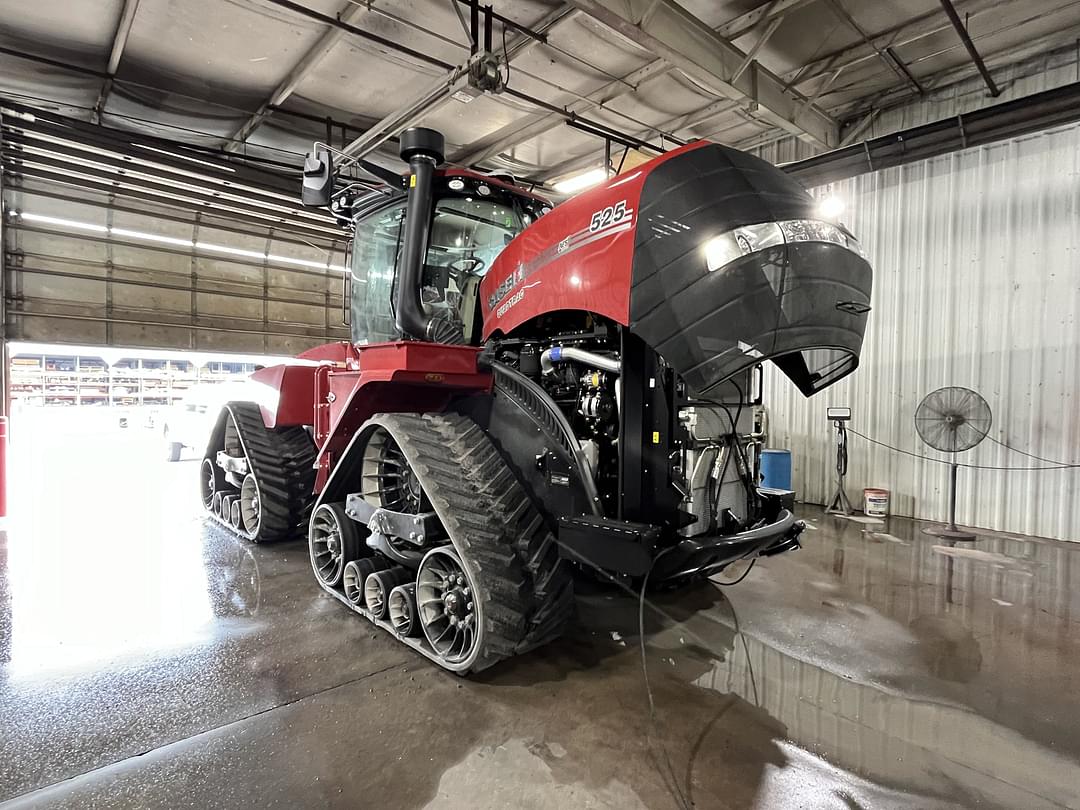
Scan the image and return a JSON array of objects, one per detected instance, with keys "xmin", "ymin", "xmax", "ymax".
[{"xmin": 629, "ymin": 143, "xmax": 873, "ymax": 397}]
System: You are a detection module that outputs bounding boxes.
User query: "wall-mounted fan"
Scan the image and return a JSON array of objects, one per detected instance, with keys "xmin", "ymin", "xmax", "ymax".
[{"xmin": 915, "ymin": 386, "xmax": 992, "ymax": 540}]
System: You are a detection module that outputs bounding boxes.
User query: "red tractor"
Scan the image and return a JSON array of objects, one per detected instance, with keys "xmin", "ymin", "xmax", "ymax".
[{"xmin": 201, "ymin": 128, "xmax": 873, "ymax": 674}]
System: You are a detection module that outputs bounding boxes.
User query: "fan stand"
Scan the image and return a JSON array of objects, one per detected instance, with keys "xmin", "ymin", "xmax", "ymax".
[
  {"xmin": 922, "ymin": 458, "xmax": 975, "ymax": 540},
  {"xmin": 825, "ymin": 419, "xmax": 853, "ymax": 516}
]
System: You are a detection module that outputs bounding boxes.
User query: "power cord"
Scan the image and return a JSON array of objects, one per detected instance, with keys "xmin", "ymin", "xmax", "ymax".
[
  {"xmin": 501, "ymin": 22, "xmax": 511, "ymax": 86},
  {"xmin": 986, "ymin": 434, "xmax": 1080, "ymax": 467},
  {"xmin": 704, "ymin": 378, "xmax": 756, "ymax": 517},
  {"xmin": 846, "ymin": 427, "xmax": 1080, "ymax": 471},
  {"xmin": 562, "ymin": 540, "xmax": 759, "ymax": 810},
  {"xmin": 712, "ymin": 557, "xmax": 755, "ymax": 586},
  {"xmin": 638, "ymin": 547, "xmax": 693, "ymax": 810},
  {"xmin": 635, "ymin": 547, "xmax": 760, "ymax": 810}
]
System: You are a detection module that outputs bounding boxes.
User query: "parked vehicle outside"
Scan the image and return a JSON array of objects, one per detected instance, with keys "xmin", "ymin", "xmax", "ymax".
[{"xmin": 163, "ymin": 382, "xmax": 258, "ymax": 461}]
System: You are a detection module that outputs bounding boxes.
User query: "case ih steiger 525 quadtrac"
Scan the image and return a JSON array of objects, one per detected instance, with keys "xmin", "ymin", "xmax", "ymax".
[{"xmin": 201, "ymin": 128, "xmax": 873, "ymax": 674}]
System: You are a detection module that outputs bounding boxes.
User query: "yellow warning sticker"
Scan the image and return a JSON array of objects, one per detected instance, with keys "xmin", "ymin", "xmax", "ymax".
[
  {"xmin": 651, "ymin": 431, "xmax": 660, "ymax": 444},
  {"xmin": 409, "ymin": 175, "xmax": 416, "ymax": 187}
]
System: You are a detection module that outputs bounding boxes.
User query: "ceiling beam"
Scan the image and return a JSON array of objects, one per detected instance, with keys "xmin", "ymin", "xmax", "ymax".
[
  {"xmin": 532, "ymin": 97, "xmax": 745, "ymax": 183},
  {"xmin": 91, "ymin": 0, "xmax": 141, "ymax": 124},
  {"xmin": 735, "ymin": 26, "xmax": 1080, "ymax": 156},
  {"xmin": 785, "ymin": 0, "xmax": 1000, "ymax": 90},
  {"xmin": 340, "ymin": 4, "xmax": 574, "ymax": 158},
  {"xmin": 731, "ymin": 15, "xmax": 785, "ymax": 83},
  {"xmin": 835, "ymin": 26, "xmax": 1080, "ymax": 122},
  {"xmin": 452, "ymin": 0, "xmax": 815, "ymax": 167},
  {"xmin": 938, "ymin": 0, "xmax": 1001, "ymax": 96},
  {"xmin": 563, "ymin": 0, "xmax": 839, "ymax": 147},
  {"xmin": 838, "ymin": 108, "xmax": 879, "ymax": 145},
  {"xmin": 451, "ymin": 57, "xmax": 668, "ymax": 166},
  {"xmin": 224, "ymin": 1, "xmax": 368, "ymax": 152},
  {"xmin": 825, "ymin": 0, "xmax": 923, "ymax": 95},
  {"xmin": 716, "ymin": 0, "xmax": 819, "ymax": 40}
]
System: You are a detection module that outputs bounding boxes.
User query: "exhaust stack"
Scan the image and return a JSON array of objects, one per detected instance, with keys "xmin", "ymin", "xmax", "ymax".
[{"xmin": 395, "ymin": 127, "xmax": 463, "ymax": 344}]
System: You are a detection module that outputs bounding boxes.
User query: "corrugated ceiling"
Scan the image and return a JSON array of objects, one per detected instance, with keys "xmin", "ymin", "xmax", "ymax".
[{"xmin": 0, "ymin": 0, "xmax": 1078, "ymax": 185}]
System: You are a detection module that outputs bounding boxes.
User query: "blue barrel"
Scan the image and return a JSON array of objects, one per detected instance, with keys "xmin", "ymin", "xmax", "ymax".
[{"xmin": 760, "ymin": 449, "xmax": 792, "ymax": 490}]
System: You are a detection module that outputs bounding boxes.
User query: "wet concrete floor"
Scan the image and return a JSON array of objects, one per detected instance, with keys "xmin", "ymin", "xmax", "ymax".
[{"xmin": 1, "ymin": 411, "xmax": 1079, "ymax": 808}]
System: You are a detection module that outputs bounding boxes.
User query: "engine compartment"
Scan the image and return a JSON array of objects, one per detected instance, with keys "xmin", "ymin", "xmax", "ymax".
[{"xmin": 486, "ymin": 312, "xmax": 771, "ymax": 545}]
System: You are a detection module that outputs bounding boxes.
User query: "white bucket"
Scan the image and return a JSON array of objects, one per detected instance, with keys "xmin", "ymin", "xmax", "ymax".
[{"xmin": 864, "ymin": 488, "xmax": 889, "ymax": 517}]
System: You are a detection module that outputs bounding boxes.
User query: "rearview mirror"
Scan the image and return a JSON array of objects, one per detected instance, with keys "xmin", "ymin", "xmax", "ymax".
[{"xmin": 301, "ymin": 146, "xmax": 334, "ymax": 207}]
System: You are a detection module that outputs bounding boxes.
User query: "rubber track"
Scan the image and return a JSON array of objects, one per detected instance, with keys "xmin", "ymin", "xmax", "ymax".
[
  {"xmin": 209, "ymin": 402, "xmax": 316, "ymax": 543},
  {"xmin": 376, "ymin": 412, "xmax": 575, "ymax": 671}
]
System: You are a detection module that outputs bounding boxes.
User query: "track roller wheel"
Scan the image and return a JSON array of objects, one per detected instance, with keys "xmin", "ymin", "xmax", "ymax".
[
  {"xmin": 388, "ymin": 584, "xmax": 420, "ymax": 637},
  {"xmin": 219, "ymin": 494, "xmax": 235, "ymax": 522},
  {"xmin": 309, "ymin": 502, "xmax": 361, "ymax": 587},
  {"xmin": 229, "ymin": 499, "xmax": 243, "ymax": 530},
  {"xmin": 364, "ymin": 567, "xmax": 412, "ymax": 620},
  {"xmin": 202, "ymin": 402, "xmax": 317, "ymax": 543},
  {"xmin": 200, "ymin": 458, "xmax": 221, "ymax": 510},
  {"xmin": 343, "ymin": 557, "xmax": 389, "ymax": 605},
  {"xmin": 342, "ymin": 561, "xmax": 365, "ymax": 606},
  {"xmin": 416, "ymin": 546, "xmax": 483, "ymax": 671},
  {"xmin": 239, "ymin": 474, "xmax": 262, "ymax": 536},
  {"xmin": 328, "ymin": 412, "xmax": 574, "ymax": 673}
]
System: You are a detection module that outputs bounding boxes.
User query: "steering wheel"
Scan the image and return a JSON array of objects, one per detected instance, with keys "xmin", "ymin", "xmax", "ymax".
[{"xmin": 447, "ymin": 256, "xmax": 486, "ymax": 280}]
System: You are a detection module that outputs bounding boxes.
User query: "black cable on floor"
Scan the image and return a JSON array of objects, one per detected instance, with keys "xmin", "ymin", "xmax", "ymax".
[
  {"xmin": 711, "ymin": 558, "xmax": 755, "ymax": 586},
  {"xmin": 638, "ymin": 547, "xmax": 692, "ymax": 810}
]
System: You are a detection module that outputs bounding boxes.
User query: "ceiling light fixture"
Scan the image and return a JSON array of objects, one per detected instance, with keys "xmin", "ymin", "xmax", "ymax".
[{"xmin": 553, "ymin": 167, "xmax": 608, "ymax": 195}]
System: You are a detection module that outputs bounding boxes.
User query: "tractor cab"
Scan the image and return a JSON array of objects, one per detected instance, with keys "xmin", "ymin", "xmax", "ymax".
[
  {"xmin": 348, "ymin": 172, "xmax": 549, "ymax": 346},
  {"xmin": 302, "ymin": 130, "xmax": 549, "ymax": 347}
]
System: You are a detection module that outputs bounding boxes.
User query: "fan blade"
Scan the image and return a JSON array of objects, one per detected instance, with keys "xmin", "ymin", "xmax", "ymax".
[
  {"xmin": 950, "ymin": 388, "xmax": 966, "ymax": 412},
  {"xmin": 920, "ymin": 400, "xmax": 947, "ymax": 420},
  {"xmin": 929, "ymin": 420, "xmax": 952, "ymax": 451},
  {"xmin": 953, "ymin": 422, "xmax": 977, "ymax": 452}
]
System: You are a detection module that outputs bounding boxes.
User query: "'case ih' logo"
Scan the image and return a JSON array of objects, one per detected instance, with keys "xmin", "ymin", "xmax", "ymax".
[{"xmin": 488, "ymin": 264, "xmax": 526, "ymax": 311}]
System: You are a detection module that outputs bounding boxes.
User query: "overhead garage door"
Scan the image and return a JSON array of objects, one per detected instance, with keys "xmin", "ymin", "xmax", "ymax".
[{"xmin": 1, "ymin": 102, "xmax": 354, "ymax": 355}]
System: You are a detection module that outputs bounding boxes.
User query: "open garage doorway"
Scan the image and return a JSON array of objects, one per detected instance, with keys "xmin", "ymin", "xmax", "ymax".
[
  {"xmin": 2, "ymin": 341, "xmax": 291, "ymax": 677},
  {"xmin": 8, "ymin": 341, "xmax": 288, "ymax": 462}
]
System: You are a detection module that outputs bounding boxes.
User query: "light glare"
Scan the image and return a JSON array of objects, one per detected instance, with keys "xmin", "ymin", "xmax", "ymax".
[
  {"xmin": 553, "ymin": 167, "xmax": 609, "ymax": 195},
  {"xmin": 18, "ymin": 211, "xmax": 346, "ymax": 272},
  {"xmin": 818, "ymin": 195, "xmax": 845, "ymax": 220},
  {"xmin": 704, "ymin": 234, "xmax": 742, "ymax": 272}
]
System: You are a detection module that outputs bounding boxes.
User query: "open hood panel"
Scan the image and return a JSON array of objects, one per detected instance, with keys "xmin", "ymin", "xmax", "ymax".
[{"xmin": 628, "ymin": 144, "xmax": 872, "ymax": 397}]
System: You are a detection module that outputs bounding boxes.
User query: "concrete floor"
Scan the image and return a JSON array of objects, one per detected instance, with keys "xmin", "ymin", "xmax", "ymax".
[{"xmin": 1, "ymin": 410, "xmax": 1079, "ymax": 809}]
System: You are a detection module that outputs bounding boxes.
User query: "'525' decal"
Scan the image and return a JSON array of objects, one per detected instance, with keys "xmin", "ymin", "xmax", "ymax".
[{"xmin": 589, "ymin": 200, "xmax": 631, "ymax": 232}]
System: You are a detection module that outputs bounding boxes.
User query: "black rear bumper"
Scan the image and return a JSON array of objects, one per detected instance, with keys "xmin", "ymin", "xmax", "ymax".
[
  {"xmin": 650, "ymin": 509, "xmax": 804, "ymax": 583},
  {"xmin": 557, "ymin": 492, "xmax": 805, "ymax": 583}
]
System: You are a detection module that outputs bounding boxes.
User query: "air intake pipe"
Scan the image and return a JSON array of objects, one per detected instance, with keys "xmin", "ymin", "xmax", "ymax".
[
  {"xmin": 395, "ymin": 127, "xmax": 456, "ymax": 342},
  {"xmin": 540, "ymin": 346, "xmax": 621, "ymax": 376}
]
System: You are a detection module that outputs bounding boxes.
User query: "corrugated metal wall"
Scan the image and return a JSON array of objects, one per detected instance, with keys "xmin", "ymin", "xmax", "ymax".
[{"xmin": 764, "ymin": 120, "xmax": 1080, "ymax": 541}]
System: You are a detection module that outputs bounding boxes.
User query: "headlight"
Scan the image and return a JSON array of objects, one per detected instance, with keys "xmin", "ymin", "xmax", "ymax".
[
  {"xmin": 703, "ymin": 234, "xmax": 742, "ymax": 272},
  {"xmin": 702, "ymin": 218, "xmax": 865, "ymax": 271}
]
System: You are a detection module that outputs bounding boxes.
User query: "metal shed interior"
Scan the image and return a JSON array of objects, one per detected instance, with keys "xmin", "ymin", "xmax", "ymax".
[{"xmin": 2, "ymin": 1, "xmax": 1080, "ymax": 808}]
